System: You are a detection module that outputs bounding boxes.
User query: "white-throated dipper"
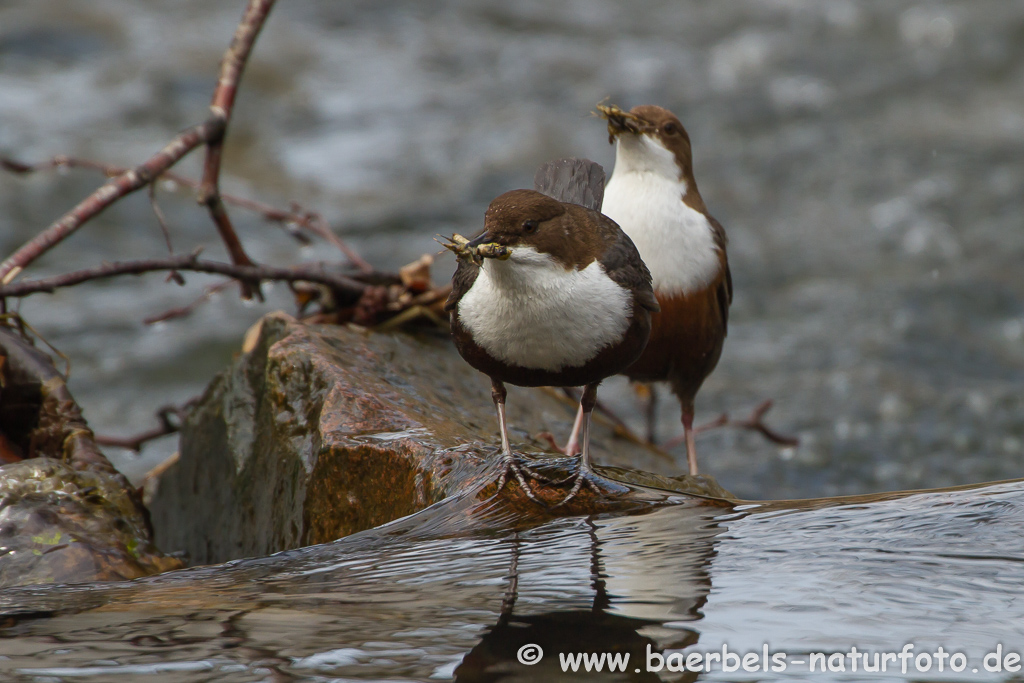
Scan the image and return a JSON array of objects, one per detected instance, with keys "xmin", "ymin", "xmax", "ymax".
[
  {"xmin": 594, "ymin": 103, "xmax": 733, "ymax": 476},
  {"xmin": 444, "ymin": 159, "xmax": 659, "ymax": 503}
]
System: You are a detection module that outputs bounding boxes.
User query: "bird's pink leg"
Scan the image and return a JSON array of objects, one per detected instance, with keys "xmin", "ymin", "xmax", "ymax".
[
  {"xmin": 557, "ymin": 382, "xmax": 605, "ymax": 505},
  {"xmin": 489, "ymin": 378, "xmax": 555, "ymax": 502},
  {"xmin": 682, "ymin": 407, "xmax": 699, "ymax": 476}
]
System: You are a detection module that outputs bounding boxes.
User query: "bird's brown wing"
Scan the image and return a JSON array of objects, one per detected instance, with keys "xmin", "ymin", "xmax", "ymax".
[
  {"xmin": 444, "ymin": 259, "xmax": 480, "ymax": 312},
  {"xmin": 717, "ymin": 261, "xmax": 732, "ymax": 335},
  {"xmin": 596, "ymin": 213, "xmax": 660, "ymax": 313},
  {"xmin": 533, "ymin": 158, "xmax": 606, "ymax": 211},
  {"xmin": 708, "ymin": 215, "xmax": 732, "ymax": 334}
]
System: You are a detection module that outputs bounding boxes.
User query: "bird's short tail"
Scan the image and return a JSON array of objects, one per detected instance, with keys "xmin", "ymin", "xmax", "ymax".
[{"xmin": 533, "ymin": 158, "xmax": 606, "ymax": 211}]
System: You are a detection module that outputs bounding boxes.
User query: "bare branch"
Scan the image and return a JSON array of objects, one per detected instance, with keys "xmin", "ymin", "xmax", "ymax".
[
  {"xmin": 691, "ymin": 414, "xmax": 729, "ymax": 435},
  {"xmin": 1, "ymin": 154, "xmax": 368, "ymax": 269},
  {"xmin": 148, "ymin": 183, "xmax": 176, "ymax": 256},
  {"xmin": 300, "ymin": 209, "xmax": 374, "ymax": 273},
  {"xmin": 0, "ymin": 119, "xmax": 222, "ymax": 284},
  {"xmin": 144, "ymin": 280, "xmax": 236, "ymax": 325},
  {"xmin": 669, "ymin": 399, "xmax": 800, "ymax": 448},
  {"xmin": 94, "ymin": 401, "xmax": 198, "ymax": 452},
  {"xmin": 0, "ymin": 0, "xmax": 278, "ymax": 292},
  {"xmin": 147, "ymin": 183, "xmax": 186, "ymax": 286},
  {"xmin": 737, "ymin": 399, "xmax": 801, "ymax": 446},
  {"xmin": 196, "ymin": 0, "xmax": 278, "ymax": 296},
  {"xmin": 0, "ymin": 252, "xmax": 368, "ymax": 303},
  {"xmin": 209, "ymin": 0, "xmax": 274, "ymax": 122}
]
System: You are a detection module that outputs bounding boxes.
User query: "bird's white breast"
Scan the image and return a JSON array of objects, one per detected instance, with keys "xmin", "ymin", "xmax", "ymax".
[
  {"xmin": 603, "ymin": 139, "xmax": 722, "ymax": 296},
  {"xmin": 457, "ymin": 246, "xmax": 631, "ymax": 372}
]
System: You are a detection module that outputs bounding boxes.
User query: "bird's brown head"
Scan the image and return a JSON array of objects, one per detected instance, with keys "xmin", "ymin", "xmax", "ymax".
[
  {"xmin": 597, "ymin": 102, "xmax": 701, "ymax": 209},
  {"xmin": 475, "ymin": 189, "xmax": 603, "ymax": 270}
]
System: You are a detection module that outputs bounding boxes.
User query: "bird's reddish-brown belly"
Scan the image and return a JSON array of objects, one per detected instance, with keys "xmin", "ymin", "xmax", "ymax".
[{"xmin": 624, "ymin": 276, "xmax": 727, "ymax": 409}]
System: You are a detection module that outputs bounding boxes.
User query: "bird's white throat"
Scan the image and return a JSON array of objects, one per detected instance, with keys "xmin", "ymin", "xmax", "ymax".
[
  {"xmin": 458, "ymin": 246, "xmax": 631, "ymax": 372},
  {"xmin": 604, "ymin": 134, "xmax": 722, "ymax": 295},
  {"xmin": 610, "ymin": 132, "xmax": 680, "ymax": 178}
]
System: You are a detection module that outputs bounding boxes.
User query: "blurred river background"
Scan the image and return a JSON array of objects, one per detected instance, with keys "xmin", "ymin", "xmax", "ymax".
[{"xmin": 2, "ymin": 0, "xmax": 1023, "ymax": 500}]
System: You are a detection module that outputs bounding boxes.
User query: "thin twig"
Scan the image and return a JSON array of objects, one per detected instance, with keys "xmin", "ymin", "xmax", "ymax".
[
  {"xmin": 139, "ymin": 451, "xmax": 181, "ymax": 489},
  {"xmin": 0, "ymin": 313, "xmax": 72, "ymax": 378},
  {"xmin": 668, "ymin": 399, "xmax": 800, "ymax": 448},
  {"xmin": 148, "ymin": 183, "xmax": 175, "ymax": 256},
  {"xmin": 692, "ymin": 414, "xmax": 729, "ymax": 435},
  {"xmin": 144, "ymin": 279, "xmax": 236, "ymax": 325},
  {"xmin": 737, "ymin": 399, "xmax": 801, "ymax": 446},
  {"xmin": 0, "ymin": 252, "xmax": 368, "ymax": 303},
  {"xmin": 301, "ymin": 209, "xmax": 374, "ymax": 273},
  {"xmin": 94, "ymin": 399, "xmax": 199, "ymax": 452},
  {"xmin": 147, "ymin": 183, "xmax": 185, "ymax": 286},
  {"xmin": 94, "ymin": 419, "xmax": 175, "ymax": 452}
]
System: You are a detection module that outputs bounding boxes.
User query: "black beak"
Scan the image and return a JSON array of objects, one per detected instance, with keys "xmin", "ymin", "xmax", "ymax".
[
  {"xmin": 607, "ymin": 115, "xmax": 635, "ymax": 134},
  {"xmin": 467, "ymin": 232, "xmax": 492, "ymax": 248},
  {"xmin": 596, "ymin": 103, "xmax": 649, "ymax": 144}
]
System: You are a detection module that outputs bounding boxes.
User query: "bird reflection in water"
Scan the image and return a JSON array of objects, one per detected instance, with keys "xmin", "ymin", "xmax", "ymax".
[{"xmin": 454, "ymin": 507, "xmax": 720, "ymax": 682}]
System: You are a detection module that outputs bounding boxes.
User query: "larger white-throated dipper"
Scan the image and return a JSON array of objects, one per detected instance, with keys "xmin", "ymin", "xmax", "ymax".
[
  {"xmin": 596, "ymin": 103, "xmax": 733, "ymax": 477},
  {"xmin": 444, "ymin": 159, "xmax": 659, "ymax": 503}
]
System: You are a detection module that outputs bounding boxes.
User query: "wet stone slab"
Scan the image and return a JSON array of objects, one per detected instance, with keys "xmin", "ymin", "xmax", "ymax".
[{"xmin": 148, "ymin": 312, "xmax": 729, "ymax": 566}]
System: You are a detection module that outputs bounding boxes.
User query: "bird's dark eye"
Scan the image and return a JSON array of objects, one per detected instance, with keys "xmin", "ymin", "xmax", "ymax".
[
  {"xmin": 522, "ymin": 219, "xmax": 539, "ymax": 234},
  {"xmin": 663, "ymin": 122, "xmax": 679, "ymax": 136}
]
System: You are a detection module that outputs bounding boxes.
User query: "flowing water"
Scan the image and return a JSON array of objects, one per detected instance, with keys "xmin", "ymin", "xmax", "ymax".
[
  {"xmin": 2, "ymin": 2, "xmax": 1024, "ymax": 679},
  {"xmin": 3, "ymin": 480, "xmax": 1024, "ymax": 681}
]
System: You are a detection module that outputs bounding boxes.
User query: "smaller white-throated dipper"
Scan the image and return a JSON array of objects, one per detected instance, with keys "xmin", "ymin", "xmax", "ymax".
[{"xmin": 444, "ymin": 159, "xmax": 659, "ymax": 503}]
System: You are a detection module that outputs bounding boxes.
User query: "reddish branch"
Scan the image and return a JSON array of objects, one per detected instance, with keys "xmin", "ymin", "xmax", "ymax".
[
  {"xmin": 0, "ymin": 252, "xmax": 368, "ymax": 303},
  {"xmin": 0, "ymin": 0, "xmax": 277, "ymax": 290},
  {"xmin": 143, "ymin": 280, "xmax": 236, "ymax": 325},
  {"xmin": 671, "ymin": 399, "xmax": 800, "ymax": 448},
  {"xmin": 146, "ymin": 183, "xmax": 187, "ymax": 286},
  {"xmin": 0, "ymin": 119, "xmax": 223, "ymax": 284},
  {"xmin": 539, "ymin": 394, "xmax": 798, "ymax": 455},
  {"xmin": 195, "ymin": 0, "xmax": 277, "ymax": 296},
  {"xmin": 287, "ymin": 207, "xmax": 374, "ymax": 273},
  {"xmin": 1, "ymin": 155, "xmax": 370, "ymax": 271},
  {"xmin": 94, "ymin": 401, "xmax": 198, "ymax": 452}
]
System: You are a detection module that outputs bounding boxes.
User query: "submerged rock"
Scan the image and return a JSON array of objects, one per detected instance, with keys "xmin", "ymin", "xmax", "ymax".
[
  {"xmin": 149, "ymin": 313, "xmax": 730, "ymax": 566},
  {"xmin": 0, "ymin": 328, "xmax": 183, "ymax": 587},
  {"xmin": 0, "ymin": 459, "xmax": 181, "ymax": 586}
]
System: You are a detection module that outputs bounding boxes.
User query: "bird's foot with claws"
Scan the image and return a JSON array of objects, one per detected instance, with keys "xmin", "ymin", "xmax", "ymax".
[
  {"xmin": 553, "ymin": 468, "xmax": 606, "ymax": 507},
  {"xmin": 492, "ymin": 453, "xmax": 560, "ymax": 504}
]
